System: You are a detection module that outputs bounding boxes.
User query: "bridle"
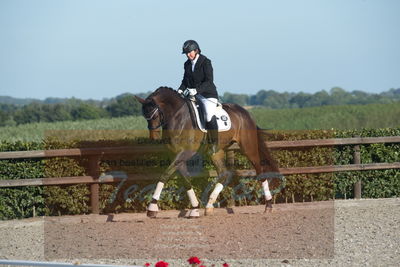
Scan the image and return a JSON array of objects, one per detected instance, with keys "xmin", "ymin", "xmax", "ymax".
[
  {"xmin": 143, "ymin": 92, "xmax": 189, "ymax": 131},
  {"xmin": 143, "ymin": 100, "xmax": 165, "ymax": 130}
]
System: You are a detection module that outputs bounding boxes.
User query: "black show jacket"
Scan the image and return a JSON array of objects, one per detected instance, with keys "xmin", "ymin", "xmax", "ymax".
[{"xmin": 178, "ymin": 54, "xmax": 218, "ymax": 99}]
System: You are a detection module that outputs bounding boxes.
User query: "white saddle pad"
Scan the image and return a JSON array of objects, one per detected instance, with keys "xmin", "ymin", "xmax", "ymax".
[{"xmin": 190, "ymin": 101, "xmax": 232, "ymax": 132}]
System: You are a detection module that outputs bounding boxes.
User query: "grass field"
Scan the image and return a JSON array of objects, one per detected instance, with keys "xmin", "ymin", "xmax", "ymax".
[
  {"xmin": 0, "ymin": 116, "xmax": 147, "ymax": 142},
  {"xmin": 250, "ymin": 102, "xmax": 400, "ymax": 130},
  {"xmin": 0, "ymin": 102, "xmax": 399, "ymax": 142}
]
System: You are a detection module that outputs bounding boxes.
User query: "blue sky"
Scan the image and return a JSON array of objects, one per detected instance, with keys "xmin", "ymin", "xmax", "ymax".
[{"xmin": 1, "ymin": 0, "xmax": 399, "ymax": 100}]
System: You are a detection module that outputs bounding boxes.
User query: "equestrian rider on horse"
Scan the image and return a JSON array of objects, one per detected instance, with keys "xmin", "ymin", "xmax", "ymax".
[{"xmin": 177, "ymin": 40, "xmax": 219, "ymax": 153}]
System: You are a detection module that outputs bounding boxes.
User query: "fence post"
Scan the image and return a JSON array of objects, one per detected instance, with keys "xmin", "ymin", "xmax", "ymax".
[
  {"xmin": 353, "ymin": 145, "xmax": 362, "ymax": 199},
  {"xmin": 88, "ymin": 155, "xmax": 101, "ymax": 214}
]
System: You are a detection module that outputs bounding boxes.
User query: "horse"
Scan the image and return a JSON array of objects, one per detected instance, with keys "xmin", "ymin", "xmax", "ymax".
[{"xmin": 135, "ymin": 86, "xmax": 280, "ymax": 218}]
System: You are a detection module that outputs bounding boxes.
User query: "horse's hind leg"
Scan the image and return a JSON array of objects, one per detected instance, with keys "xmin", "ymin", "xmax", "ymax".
[
  {"xmin": 237, "ymin": 130, "xmax": 274, "ymax": 212},
  {"xmin": 205, "ymin": 150, "xmax": 233, "ymax": 215},
  {"xmin": 186, "ymin": 187, "xmax": 200, "ymax": 218},
  {"xmin": 174, "ymin": 151, "xmax": 203, "ymax": 218},
  {"xmin": 262, "ymin": 178, "xmax": 273, "ymax": 212}
]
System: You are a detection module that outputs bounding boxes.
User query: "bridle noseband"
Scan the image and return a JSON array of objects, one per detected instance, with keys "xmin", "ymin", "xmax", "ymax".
[{"xmin": 143, "ymin": 100, "xmax": 165, "ymax": 130}]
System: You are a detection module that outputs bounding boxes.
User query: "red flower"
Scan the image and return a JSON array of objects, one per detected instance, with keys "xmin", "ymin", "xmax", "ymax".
[
  {"xmin": 155, "ymin": 261, "xmax": 169, "ymax": 267},
  {"xmin": 222, "ymin": 263, "xmax": 229, "ymax": 267},
  {"xmin": 144, "ymin": 263, "xmax": 151, "ymax": 267},
  {"xmin": 188, "ymin": 256, "xmax": 201, "ymax": 265}
]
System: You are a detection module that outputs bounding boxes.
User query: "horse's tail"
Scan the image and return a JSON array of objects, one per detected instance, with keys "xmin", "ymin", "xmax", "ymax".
[{"xmin": 256, "ymin": 126, "xmax": 279, "ymax": 173}]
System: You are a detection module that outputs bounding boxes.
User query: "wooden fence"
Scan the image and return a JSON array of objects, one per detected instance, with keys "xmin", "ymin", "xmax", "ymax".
[{"xmin": 1, "ymin": 136, "xmax": 399, "ymax": 214}]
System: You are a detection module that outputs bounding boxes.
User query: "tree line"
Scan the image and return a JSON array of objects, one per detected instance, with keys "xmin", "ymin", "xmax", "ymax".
[
  {"xmin": 221, "ymin": 87, "xmax": 400, "ymax": 108},
  {"xmin": 0, "ymin": 93, "xmax": 145, "ymax": 127},
  {"xmin": 0, "ymin": 87, "xmax": 399, "ymax": 127}
]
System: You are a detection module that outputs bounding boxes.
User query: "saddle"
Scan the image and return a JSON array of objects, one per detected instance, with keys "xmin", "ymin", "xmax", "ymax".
[{"xmin": 188, "ymin": 96, "xmax": 232, "ymax": 132}]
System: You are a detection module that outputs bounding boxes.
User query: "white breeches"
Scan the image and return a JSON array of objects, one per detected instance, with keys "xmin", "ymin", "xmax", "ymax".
[{"xmin": 197, "ymin": 95, "xmax": 218, "ymax": 122}]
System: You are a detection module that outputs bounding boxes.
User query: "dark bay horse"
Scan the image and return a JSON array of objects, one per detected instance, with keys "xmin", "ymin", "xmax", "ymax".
[{"xmin": 135, "ymin": 86, "xmax": 280, "ymax": 218}]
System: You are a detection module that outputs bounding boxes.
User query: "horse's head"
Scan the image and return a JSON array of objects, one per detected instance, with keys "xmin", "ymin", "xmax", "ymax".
[
  {"xmin": 135, "ymin": 87, "xmax": 183, "ymax": 140},
  {"xmin": 135, "ymin": 96, "xmax": 163, "ymax": 140}
]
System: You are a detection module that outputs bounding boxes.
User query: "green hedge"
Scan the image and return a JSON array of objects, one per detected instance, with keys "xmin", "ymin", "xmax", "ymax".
[
  {"xmin": 333, "ymin": 128, "xmax": 400, "ymax": 199},
  {"xmin": 1, "ymin": 128, "xmax": 399, "ymax": 220},
  {"xmin": 0, "ymin": 141, "xmax": 45, "ymax": 219}
]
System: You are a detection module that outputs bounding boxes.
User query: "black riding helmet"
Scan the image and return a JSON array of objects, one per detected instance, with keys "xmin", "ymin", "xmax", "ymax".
[{"xmin": 182, "ymin": 40, "xmax": 201, "ymax": 54}]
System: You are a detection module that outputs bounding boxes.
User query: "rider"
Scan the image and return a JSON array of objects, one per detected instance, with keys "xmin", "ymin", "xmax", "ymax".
[{"xmin": 177, "ymin": 40, "xmax": 219, "ymax": 153}]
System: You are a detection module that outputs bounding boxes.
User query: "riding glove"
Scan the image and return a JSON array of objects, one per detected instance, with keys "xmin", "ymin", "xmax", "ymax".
[{"xmin": 187, "ymin": 88, "xmax": 197, "ymax": 96}]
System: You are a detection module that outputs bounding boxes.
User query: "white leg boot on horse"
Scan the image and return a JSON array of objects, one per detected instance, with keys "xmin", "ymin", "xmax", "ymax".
[
  {"xmin": 262, "ymin": 179, "xmax": 273, "ymax": 213},
  {"xmin": 147, "ymin": 181, "xmax": 164, "ymax": 218},
  {"xmin": 187, "ymin": 188, "xmax": 200, "ymax": 218},
  {"xmin": 205, "ymin": 182, "xmax": 224, "ymax": 216}
]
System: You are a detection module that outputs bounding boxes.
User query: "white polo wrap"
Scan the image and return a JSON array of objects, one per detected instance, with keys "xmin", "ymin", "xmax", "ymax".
[
  {"xmin": 206, "ymin": 183, "xmax": 224, "ymax": 208},
  {"xmin": 187, "ymin": 188, "xmax": 199, "ymax": 208},
  {"xmin": 262, "ymin": 179, "xmax": 273, "ymax": 201},
  {"xmin": 152, "ymin": 182, "xmax": 164, "ymax": 201},
  {"xmin": 148, "ymin": 203, "xmax": 159, "ymax": 212}
]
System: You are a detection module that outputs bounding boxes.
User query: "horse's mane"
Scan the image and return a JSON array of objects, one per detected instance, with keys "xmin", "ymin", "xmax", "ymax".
[{"xmin": 147, "ymin": 86, "xmax": 178, "ymax": 100}]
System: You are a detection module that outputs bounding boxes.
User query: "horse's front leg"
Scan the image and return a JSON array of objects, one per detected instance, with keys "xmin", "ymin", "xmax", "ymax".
[
  {"xmin": 147, "ymin": 152, "xmax": 180, "ymax": 218},
  {"xmin": 147, "ymin": 150, "xmax": 199, "ymax": 218},
  {"xmin": 147, "ymin": 162, "xmax": 176, "ymax": 218}
]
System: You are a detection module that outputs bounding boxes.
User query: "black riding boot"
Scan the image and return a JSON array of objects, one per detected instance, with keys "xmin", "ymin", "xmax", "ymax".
[{"xmin": 206, "ymin": 116, "xmax": 219, "ymax": 154}]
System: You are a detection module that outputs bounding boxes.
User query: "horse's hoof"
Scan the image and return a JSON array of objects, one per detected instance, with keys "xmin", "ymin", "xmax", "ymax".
[
  {"xmin": 264, "ymin": 200, "xmax": 273, "ymax": 213},
  {"xmin": 205, "ymin": 207, "xmax": 214, "ymax": 216},
  {"xmin": 147, "ymin": 210, "xmax": 157, "ymax": 218},
  {"xmin": 188, "ymin": 208, "xmax": 200, "ymax": 218},
  {"xmin": 264, "ymin": 207, "xmax": 273, "ymax": 213}
]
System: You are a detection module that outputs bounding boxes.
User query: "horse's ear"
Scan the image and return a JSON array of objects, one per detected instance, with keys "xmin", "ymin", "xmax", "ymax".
[{"xmin": 134, "ymin": 95, "xmax": 146, "ymax": 104}]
